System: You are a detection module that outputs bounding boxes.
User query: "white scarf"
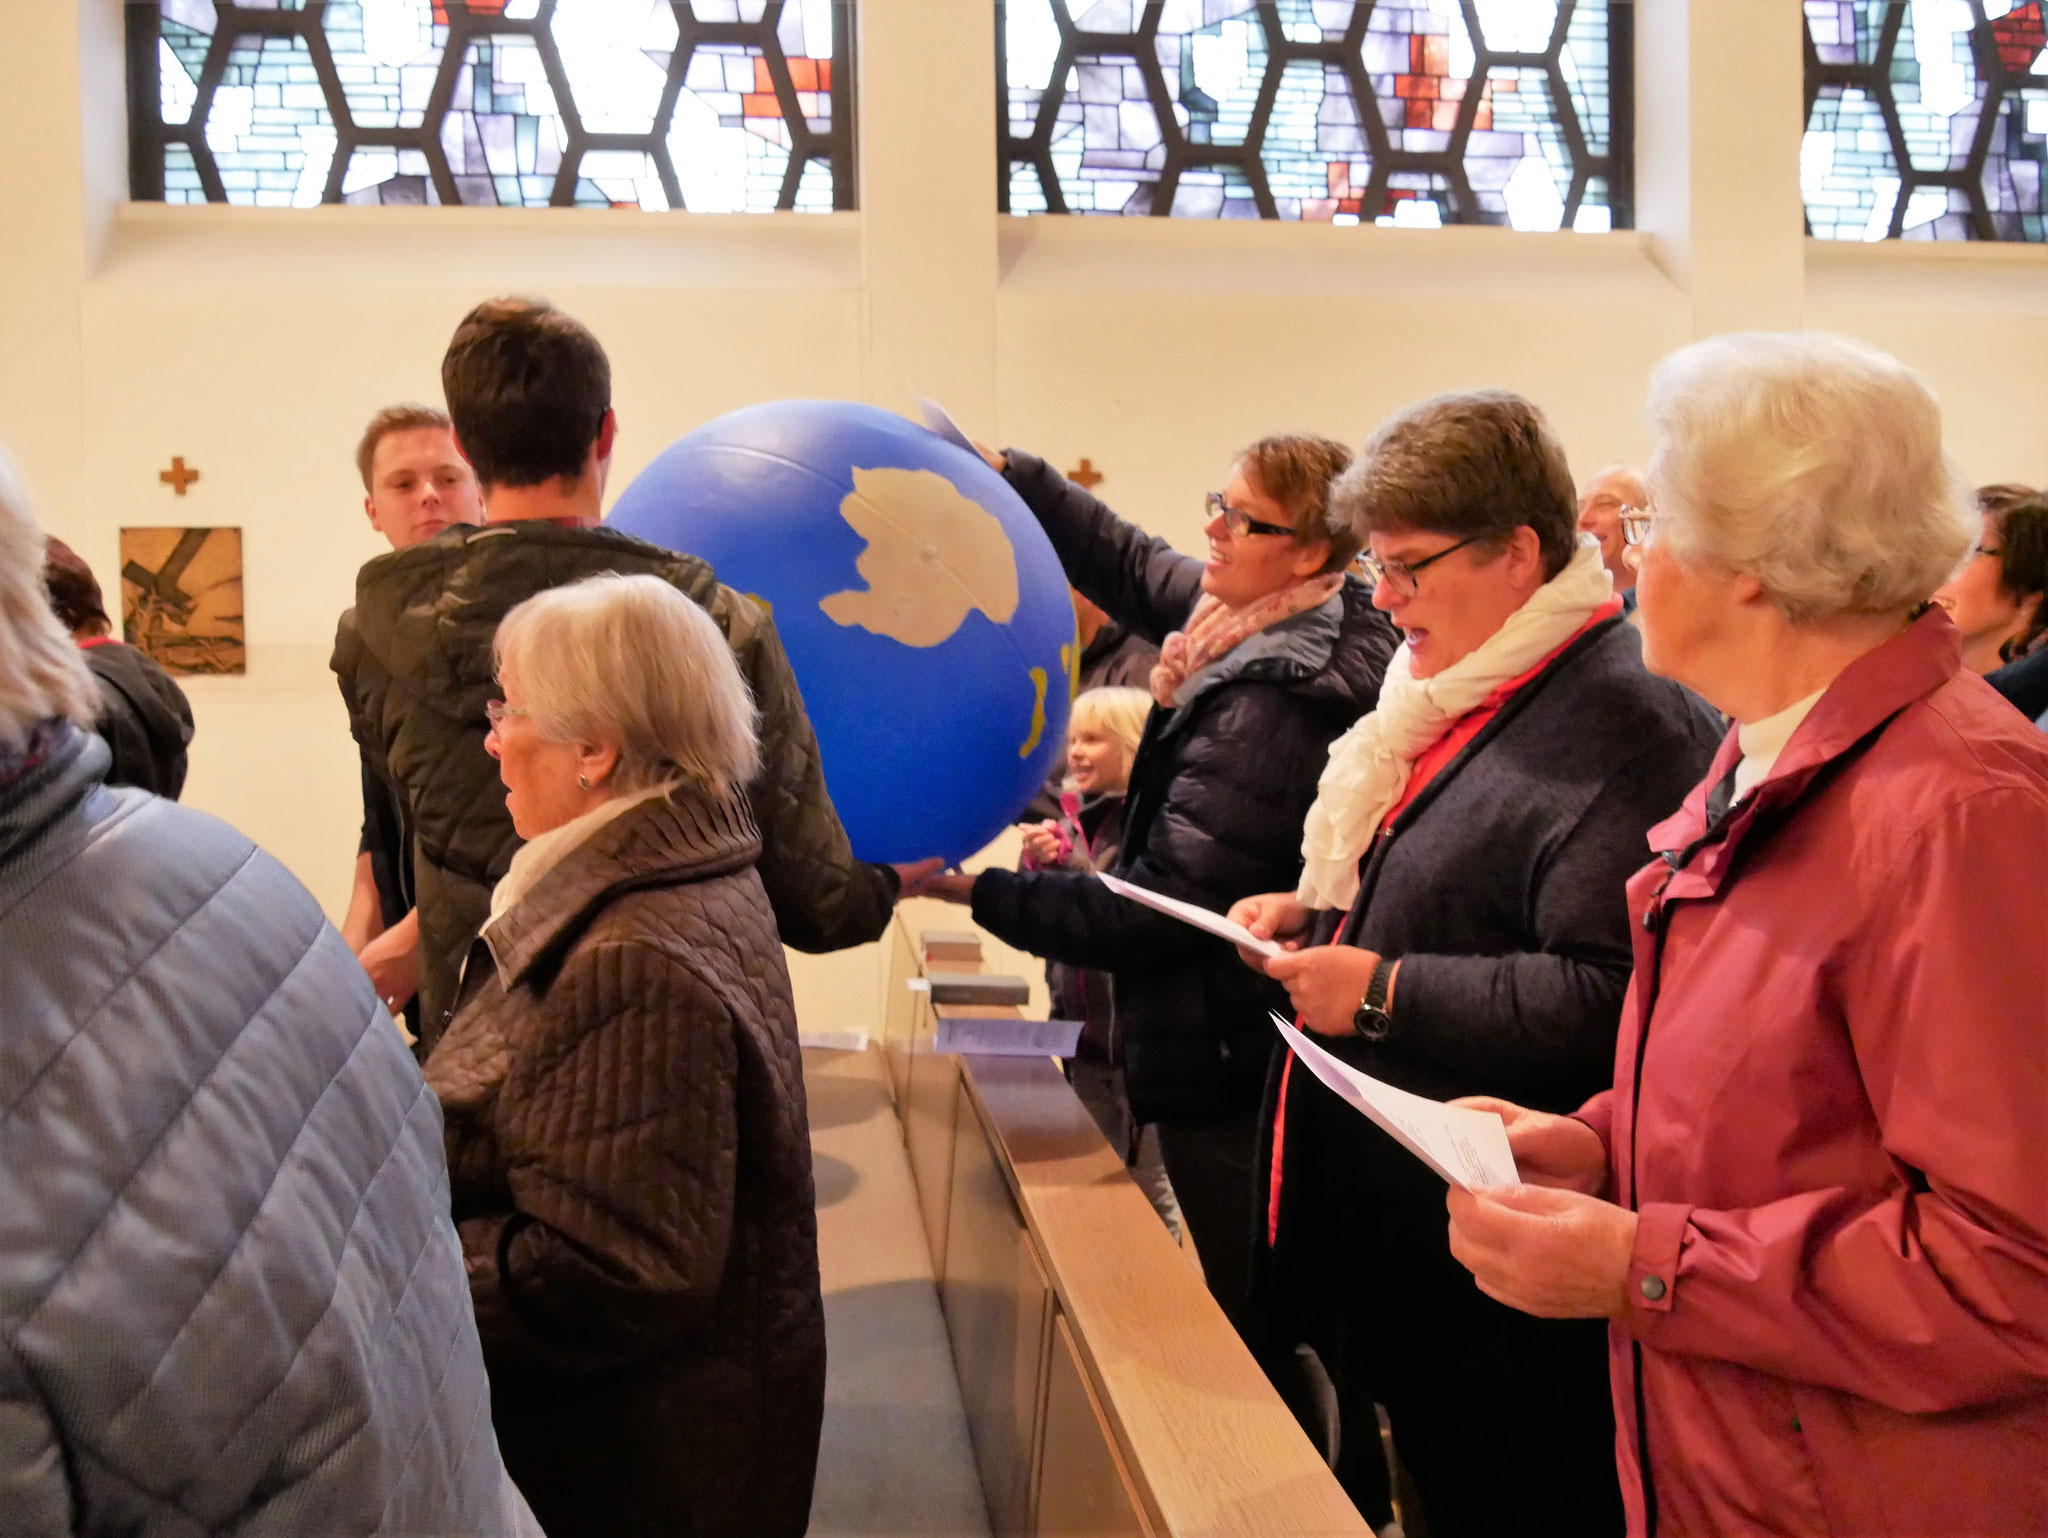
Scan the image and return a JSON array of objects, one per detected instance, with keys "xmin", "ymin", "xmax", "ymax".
[
  {"xmin": 1296, "ymin": 540, "xmax": 1614, "ymax": 912},
  {"xmin": 487, "ymin": 782, "xmax": 677, "ymax": 927}
]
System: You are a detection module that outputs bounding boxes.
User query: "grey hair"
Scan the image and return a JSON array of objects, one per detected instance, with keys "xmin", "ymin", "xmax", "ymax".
[
  {"xmin": 0, "ymin": 447, "xmax": 98, "ymax": 752},
  {"xmin": 1645, "ymin": 332, "xmax": 1975, "ymax": 623},
  {"xmin": 493, "ymin": 572, "xmax": 760, "ymax": 798}
]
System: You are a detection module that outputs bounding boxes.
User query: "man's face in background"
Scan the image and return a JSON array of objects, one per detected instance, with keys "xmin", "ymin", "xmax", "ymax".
[{"xmin": 365, "ymin": 427, "xmax": 484, "ymax": 550}]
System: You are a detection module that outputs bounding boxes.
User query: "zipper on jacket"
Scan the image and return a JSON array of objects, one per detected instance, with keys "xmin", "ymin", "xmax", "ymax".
[{"xmin": 1628, "ymin": 875, "xmax": 1674, "ymax": 1535}]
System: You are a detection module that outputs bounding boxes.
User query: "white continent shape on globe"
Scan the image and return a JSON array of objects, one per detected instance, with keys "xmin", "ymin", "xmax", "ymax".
[{"xmin": 818, "ymin": 466, "xmax": 1021, "ymax": 648}]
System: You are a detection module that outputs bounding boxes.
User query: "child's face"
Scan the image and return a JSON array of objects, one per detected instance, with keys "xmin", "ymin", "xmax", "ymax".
[{"xmin": 1068, "ymin": 729, "xmax": 1128, "ymax": 795}]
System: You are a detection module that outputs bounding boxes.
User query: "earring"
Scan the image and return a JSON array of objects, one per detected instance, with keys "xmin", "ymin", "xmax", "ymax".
[{"xmin": 577, "ymin": 773, "xmax": 591, "ymax": 790}]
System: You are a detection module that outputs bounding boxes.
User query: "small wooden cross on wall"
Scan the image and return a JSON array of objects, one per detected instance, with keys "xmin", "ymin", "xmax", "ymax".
[
  {"xmin": 1067, "ymin": 457, "xmax": 1103, "ymax": 490},
  {"xmin": 159, "ymin": 457, "xmax": 200, "ymax": 496}
]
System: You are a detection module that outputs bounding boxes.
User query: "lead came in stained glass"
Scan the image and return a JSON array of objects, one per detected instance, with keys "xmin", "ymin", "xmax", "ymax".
[
  {"xmin": 998, "ymin": 0, "xmax": 1631, "ymax": 229},
  {"xmin": 1803, "ymin": 0, "xmax": 2048, "ymax": 240},
  {"xmin": 133, "ymin": 0, "xmax": 854, "ymax": 212}
]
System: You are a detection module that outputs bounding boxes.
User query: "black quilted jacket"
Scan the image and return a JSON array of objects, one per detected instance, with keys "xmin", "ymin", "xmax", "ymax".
[
  {"xmin": 332, "ymin": 519, "xmax": 896, "ymax": 1044},
  {"xmin": 426, "ymin": 785, "xmax": 824, "ymax": 1538},
  {"xmin": 972, "ymin": 452, "xmax": 1399, "ymax": 1123}
]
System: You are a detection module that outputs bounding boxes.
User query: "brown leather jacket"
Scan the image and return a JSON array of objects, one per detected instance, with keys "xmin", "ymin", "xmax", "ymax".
[
  {"xmin": 332, "ymin": 519, "xmax": 897, "ymax": 1045},
  {"xmin": 426, "ymin": 785, "xmax": 825, "ymax": 1538}
]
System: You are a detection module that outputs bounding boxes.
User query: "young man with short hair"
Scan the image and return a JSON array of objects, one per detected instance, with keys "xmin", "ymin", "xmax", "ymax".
[
  {"xmin": 333, "ymin": 298, "xmax": 921, "ymax": 1042},
  {"xmin": 333, "ymin": 404, "xmax": 486, "ymax": 1046}
]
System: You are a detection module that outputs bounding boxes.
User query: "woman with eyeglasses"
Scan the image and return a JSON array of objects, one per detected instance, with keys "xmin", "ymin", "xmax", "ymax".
[
  {"xmin": 428, "ymin": 572, "xmax": 826, "ymax": 1538},
  {"xmin": 1934, "ymin": 483, "xmax": 2048, "ymax": 678},
  {"xmin": 915, "ymin": 435, "xmax": 1398, "ymax": 1338},
  {"xmin": 1227, "ymin": 392, "xmax": 1719, "ymax": 1538},
  {"xmin": 1438, "ymin": 336, "xmax": 2048, "ymax": 1537}
]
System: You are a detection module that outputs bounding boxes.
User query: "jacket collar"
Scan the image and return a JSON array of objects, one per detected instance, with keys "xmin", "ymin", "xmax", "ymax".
[
  {"xmin": 0, "ymin": 723, "xmax": 111, "ymax": 904},
  {"xmin": 1646, "ymin": 606, "xmax": 1960, "ymax": 890},
  {"xmin": 1165, "ymin": 588, "xmax": 1345, "ymax": 720},
  {"xmin": 481, "ymin": 784, "xmax": 763, "ymax": 989}
]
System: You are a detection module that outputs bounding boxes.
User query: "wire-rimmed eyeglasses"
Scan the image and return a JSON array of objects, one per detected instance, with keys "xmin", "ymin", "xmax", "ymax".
[
  {"xmin": 1205, "ymin": 490, "xmax": 1296, "ymax": 539},
  {"xmin": 1357, "ymin": 534, "xmax": 1482, "ymax": 599},
  {"xmin": 1618, "ymin": 506, "xmax": 1655, "ymax": 547},
  {"xmin": 483, "ymin": 699, "xmax": 531, "ymax": 729}
]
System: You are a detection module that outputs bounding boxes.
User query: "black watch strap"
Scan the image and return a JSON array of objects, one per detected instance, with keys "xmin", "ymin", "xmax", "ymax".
[{"xmin": 1353, "ymin": 957, "xmax": 1395, "ymax": 1041}]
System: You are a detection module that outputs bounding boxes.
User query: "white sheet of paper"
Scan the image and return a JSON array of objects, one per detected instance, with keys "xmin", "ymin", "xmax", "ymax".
[
  {"xmin": 915, "ymin": 392, "xmax": 978, "ymax": 454},
  {"xmin": 1271, "ymin": 1012, "xmax": 1518, "ymax": 1190},
  {"xmin": 1097, "ymin": 873, "xmax": 1284, "ymax": 959}
]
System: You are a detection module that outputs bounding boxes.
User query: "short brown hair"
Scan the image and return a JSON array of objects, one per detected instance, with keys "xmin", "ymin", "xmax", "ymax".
[
  {"xmin": 1333, "ymin": 391, "xmax": 1579, "ymax": 578},
  {"xmin": 442, "ymin": 296, "xmax": 611, "ymax": 489},
  {"xmin": 355, "ymin": 403, "xmax": 452, "ymax": 491},
  {"xmin": 42, "ymin": 536, "xmax": 109, "ymax": 636},
  {"xmin": 1239, "ymin": 433, "xmax": 1359, "ymax": 574}
]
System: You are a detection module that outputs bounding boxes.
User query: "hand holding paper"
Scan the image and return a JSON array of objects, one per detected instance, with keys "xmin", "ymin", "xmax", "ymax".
[
  {"xmin": 1097, "ymin": 873, "xmax": 1284, "ymax": 959},
  {"xmin": 1272, "ymin": 1012, "xmax": 1518, "ymax": 1190}
]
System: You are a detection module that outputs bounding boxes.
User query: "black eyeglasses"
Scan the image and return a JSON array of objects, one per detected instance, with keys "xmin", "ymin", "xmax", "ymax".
[
  {"xmin": 1358, "ymin": 534, "xmax": 1482, "ymax": 598},
  {"xmin": 1205, "ymin": 490, "xmax": 1295, "ymax": 539}
]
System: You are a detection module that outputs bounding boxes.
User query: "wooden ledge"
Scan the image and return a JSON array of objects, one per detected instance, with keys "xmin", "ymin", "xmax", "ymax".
[{"xmin": 959, "ymin": 1058, "xmax": 1368, "ymax": 1538}]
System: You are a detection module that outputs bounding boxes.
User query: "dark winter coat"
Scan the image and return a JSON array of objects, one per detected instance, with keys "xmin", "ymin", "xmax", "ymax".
[
  {"xmin": 426, "ymin": 785, "xmax": 825, "ymax": 1538},
  {"xmin": 1987, "ymin": 642, "xmax": 2048, "ymax": 721},
  {"xmin": 1257, "ymin": 616, "xmax": 1719, "ymax": 1531},
  {"xmin": 1261, "ymin": 619, "xmax": 1718, "ymax": 1292},
  {"xmin": 78, "ymin": 637, "xmax": 192, "ymax": 798},
  {"xmin": 972, "ymin": 451, "xmax": 1399, "ymax": 1123},
  {"xmin": 331, "ymin": 519, "xmax": 897, "ymax": 1043},
  {"xmin": 0, "ymin": 723, "xmax": 535, "ymax": 1537}
]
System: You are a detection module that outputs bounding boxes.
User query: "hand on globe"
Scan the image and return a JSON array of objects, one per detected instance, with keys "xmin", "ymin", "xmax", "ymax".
[{"xmin": 890, "ymin": 858, "xmax": 946, "ymax": 899}]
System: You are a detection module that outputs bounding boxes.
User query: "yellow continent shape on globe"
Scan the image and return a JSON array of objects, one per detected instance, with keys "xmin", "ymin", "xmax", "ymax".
[{"xmin": 818, "ymin": 466, "xmax": 1020, "ymax": 647}]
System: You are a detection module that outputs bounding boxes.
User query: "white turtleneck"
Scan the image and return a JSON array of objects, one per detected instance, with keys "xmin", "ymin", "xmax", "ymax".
[
  {"xmin": 486, "ymin": 782, "xmax": 676, "ymax": 928},
  {"xmin": 1732, "ymin": 689, "xmax": 1825, "ymax": 802}
]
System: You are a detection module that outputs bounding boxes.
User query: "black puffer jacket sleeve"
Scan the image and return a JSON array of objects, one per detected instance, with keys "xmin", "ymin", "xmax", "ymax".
[
  {"xmin": 972, "ymin": 679, "xmax": 1330, "ymax": 970},
  {"xmin": 701, "ymin": 584, "xmax": 899, "ymax": 952},
  {"xmin": 1001, "ymin": 450, "xmax": 1204, "ymax": 643}
]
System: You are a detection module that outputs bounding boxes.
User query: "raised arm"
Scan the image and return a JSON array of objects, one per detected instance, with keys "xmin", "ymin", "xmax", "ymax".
[
  {"xmin": 973, "ymin": 686, "xmax": 1320, "ymax": 971},
  {"xmin": 707, "ymin": 584, "xmax": 898, "ymax": 951},
  {"xmin": 1001, "ymin": 450, "xmax": 1205, "ymax": 643}
]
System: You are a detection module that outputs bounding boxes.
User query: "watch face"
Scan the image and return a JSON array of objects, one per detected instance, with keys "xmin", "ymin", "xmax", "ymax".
[{"xmin": 1353, "ymin": 1004, "xmax": 1392, "ymax": 1042}]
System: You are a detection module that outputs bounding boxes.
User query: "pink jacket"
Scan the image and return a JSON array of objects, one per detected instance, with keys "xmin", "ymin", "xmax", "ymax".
[{"xmin": 1581, "ymin": 611, "xmax": 2048, "ymax": 1536}]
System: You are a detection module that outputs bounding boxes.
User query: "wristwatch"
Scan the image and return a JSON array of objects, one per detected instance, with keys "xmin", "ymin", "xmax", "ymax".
[{"xmin": 1352, "ymin": 958, "xmax": 1395, "ymax": 1041}]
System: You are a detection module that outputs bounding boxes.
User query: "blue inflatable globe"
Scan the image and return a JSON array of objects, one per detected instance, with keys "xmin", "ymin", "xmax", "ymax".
[{"xmin": 610, "ymin": 400, "xmax": 1074, "ymax": 865}]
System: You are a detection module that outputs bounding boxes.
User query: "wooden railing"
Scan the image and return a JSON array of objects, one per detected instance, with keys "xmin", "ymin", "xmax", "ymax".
[{"xmin": 878, "ymin": 915, "xmax": 1370, "ymax": 1538}]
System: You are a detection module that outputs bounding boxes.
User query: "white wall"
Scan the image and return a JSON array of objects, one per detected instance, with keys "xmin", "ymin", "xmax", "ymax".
[{"xmin": 4, "ymin": 0, "xmax": 2044, "ymax": 1034}]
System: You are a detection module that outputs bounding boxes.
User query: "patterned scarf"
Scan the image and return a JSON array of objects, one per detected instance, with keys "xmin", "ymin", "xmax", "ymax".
[{"xmin": 1149, "ymin": 573, "xmax": 1345, "ymax": 708}]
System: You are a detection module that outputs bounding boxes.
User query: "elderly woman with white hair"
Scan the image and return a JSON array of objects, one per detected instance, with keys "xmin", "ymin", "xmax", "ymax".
[
  {"xmin": 427, "ymin": 572, "xmax": 825, "ymax": 1538},
  {"xmin": 1447, "ymin": 334, "xmax": 2048, "ymax": 1537}
]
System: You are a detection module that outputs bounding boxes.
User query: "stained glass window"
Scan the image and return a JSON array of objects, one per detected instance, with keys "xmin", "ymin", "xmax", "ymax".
[
  {"xmin": 1803, "ymin": 0, "xmax": 2048, "ymax": 241},
  {"xmin": 997, "ymin": 0, "xmax": 1632, "ymax": 229},
  {"xmin": 133, "ymin": 1, "xmax": 854, "ymax": 212}
]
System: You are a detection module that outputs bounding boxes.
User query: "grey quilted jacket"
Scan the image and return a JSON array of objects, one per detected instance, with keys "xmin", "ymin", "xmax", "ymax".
[{"xmin": 0, "ymin": 723, "xmax": 538, "ymax": 1538}]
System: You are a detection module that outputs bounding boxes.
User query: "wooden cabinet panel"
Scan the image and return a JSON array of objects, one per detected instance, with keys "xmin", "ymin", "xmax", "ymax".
[
  {"xmin": 880, "ymin": 918, "xmax": 921, "ymax": 1111},
  {"xmin": 1036, "ymin": 1313, "xmax": 1149, "ymax": 1538},
  {"xmin": 942, "ymin": 1082, "xmax": 1053, "ymax": 1538},
  {"xmin": 903, "ymin": 1002, "xmax": 960, "ymax": 1277}
]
